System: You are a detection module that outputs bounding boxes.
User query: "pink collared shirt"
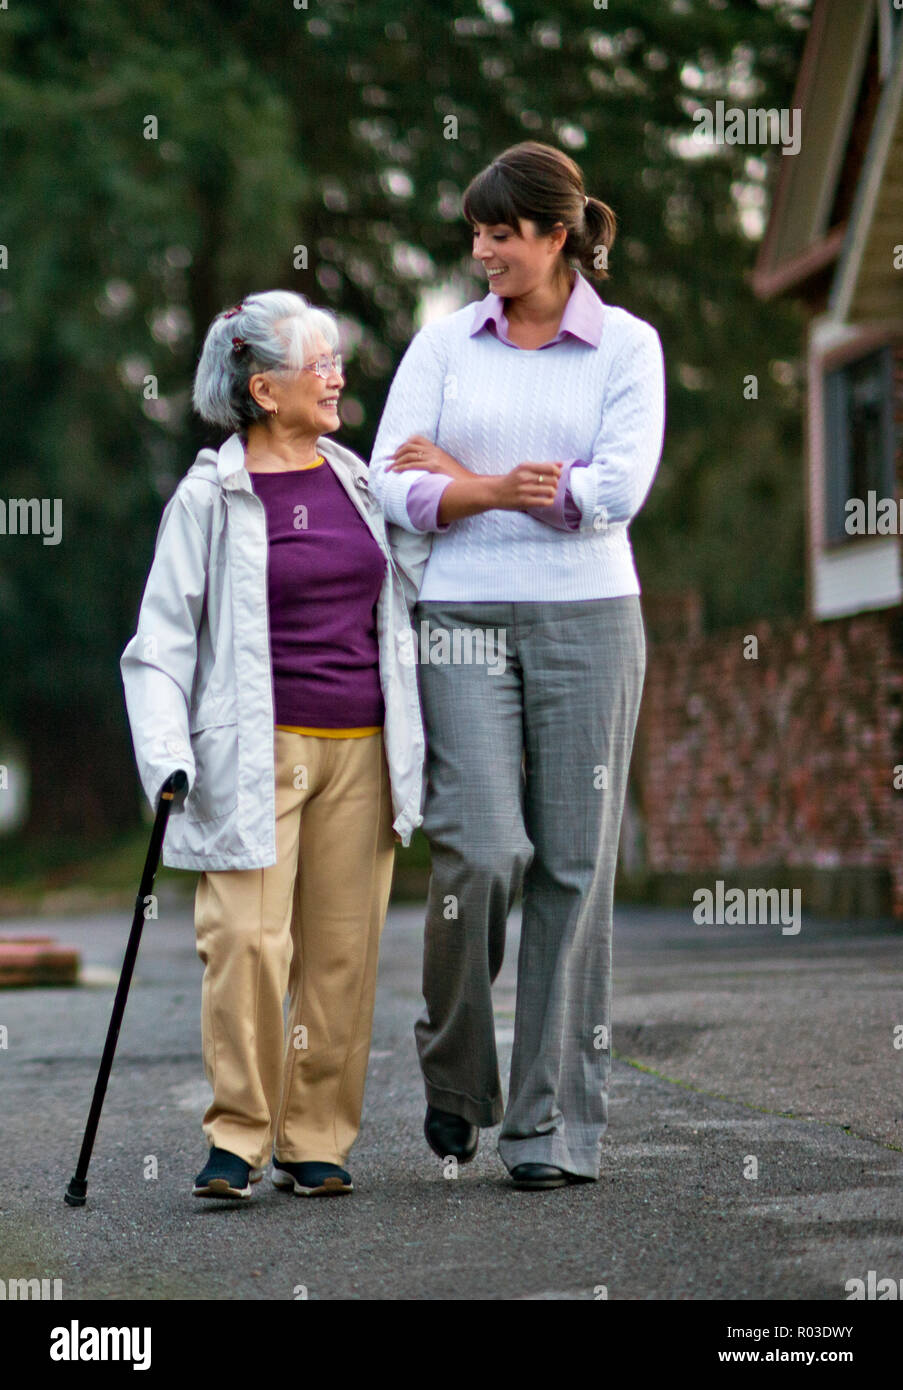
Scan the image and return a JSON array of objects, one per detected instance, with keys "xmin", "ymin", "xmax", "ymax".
[{"xmin": 404, "ymin": 271, "xmax": 602, "ymax": 532}]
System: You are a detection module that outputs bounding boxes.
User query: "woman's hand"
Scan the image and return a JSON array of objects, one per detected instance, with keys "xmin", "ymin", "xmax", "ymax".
[
  {"xmin": 492, "ymin": 462, "xmax": 562, "ymax": 510},
  {"xmin": 434, "ymin": 460, "xmax": 564, "ymax": 524},
  {"xmin": 387, "ymin": 434, "xmax": 472, "ymax": 482}
]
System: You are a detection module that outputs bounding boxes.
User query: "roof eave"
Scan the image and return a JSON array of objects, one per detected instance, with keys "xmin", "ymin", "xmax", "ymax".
[{"xmin": 751, "ymin": 224, "xmax": 847, "ymax": 301}]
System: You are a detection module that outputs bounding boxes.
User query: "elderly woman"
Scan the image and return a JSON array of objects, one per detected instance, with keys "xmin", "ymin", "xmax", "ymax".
[
  {"xmin": 369, "ymin": 142, "xmax": 665, "ymax": 1190},
  {"xmin": 121, "ymin": 290, "xmax": 424, "ymax": 1200}
]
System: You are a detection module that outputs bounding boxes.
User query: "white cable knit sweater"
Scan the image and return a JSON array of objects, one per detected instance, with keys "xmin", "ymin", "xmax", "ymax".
[{"xmin": 367, "ymin": 294, "xmax": 666, "ymax": 602}]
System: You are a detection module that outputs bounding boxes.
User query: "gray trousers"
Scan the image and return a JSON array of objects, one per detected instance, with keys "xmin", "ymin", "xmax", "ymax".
[{"xmin": 412, "ymin": 597, "xmax": 646, "ymax": 1178}]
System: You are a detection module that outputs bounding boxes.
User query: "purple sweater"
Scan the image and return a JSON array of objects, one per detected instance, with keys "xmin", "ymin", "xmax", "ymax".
[{"xmin": 250, "ymin": 461, "xmax": 386, "ymax": 729}]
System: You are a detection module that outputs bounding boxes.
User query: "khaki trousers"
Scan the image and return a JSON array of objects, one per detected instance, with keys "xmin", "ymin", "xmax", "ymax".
[{"xmin": 193, "ymin": 728, "xmax": 395, "ymax": 1170}]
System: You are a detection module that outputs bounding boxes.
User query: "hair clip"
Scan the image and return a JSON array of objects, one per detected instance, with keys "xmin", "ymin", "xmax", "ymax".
[
  {"xmin": 223, "ymin": 302, "xmax": 244, "ymax": 320},
  {"xmin": 231, "ymin": 336, "xmax": 246, "ymax": 352}
]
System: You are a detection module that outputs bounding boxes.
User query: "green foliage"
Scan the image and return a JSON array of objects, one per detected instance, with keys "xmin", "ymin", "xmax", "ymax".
[{"xmin": 0, "ymin": 0, "xmax": 811, "ymax": 835}]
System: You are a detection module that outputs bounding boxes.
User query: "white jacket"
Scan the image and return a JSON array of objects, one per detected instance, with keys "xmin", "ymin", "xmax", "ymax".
[{"xmin": 120, "ymin": 432, "xmax": 425, "ymax": 870}]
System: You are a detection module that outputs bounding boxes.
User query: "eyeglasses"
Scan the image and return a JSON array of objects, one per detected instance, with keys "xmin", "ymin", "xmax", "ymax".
[{"xmin": 301, "ymin": 353, "xmax": 343, "ymax": 380}]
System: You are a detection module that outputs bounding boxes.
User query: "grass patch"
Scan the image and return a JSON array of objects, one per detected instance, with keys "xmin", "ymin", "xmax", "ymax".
[
  {"xmin": 0, "ymin": 825, "xmax": 436, "ymax": 913},
  {"xmin": 0, "ymin": 824, "xmax": 190, "ymax": 913}
]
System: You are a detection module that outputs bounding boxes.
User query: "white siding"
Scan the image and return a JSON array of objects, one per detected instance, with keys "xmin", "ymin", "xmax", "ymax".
[{"xmin": 813, "ymin": 536, "xmax": 902, "ymax": 618}]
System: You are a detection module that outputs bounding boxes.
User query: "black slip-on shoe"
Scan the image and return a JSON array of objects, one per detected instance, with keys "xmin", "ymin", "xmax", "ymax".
[
  {"xmin": 271, "ymin": 1158, "xmax": 353, "ymax": 1196},
  {"xmin": 192, "ymin": 1146, "xmax": 255, "ymax": 1199},
  {"xmin": 509, "ymin": 1162, "xmax": 569, "ymax": 1190},
  {"xmin": 424, "ymin": 1105, "xmax": 479, "ymax": 1163}
]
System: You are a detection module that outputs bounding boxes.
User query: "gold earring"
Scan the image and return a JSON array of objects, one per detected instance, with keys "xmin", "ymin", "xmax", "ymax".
[{"xmin": 271, "ymin": 406, "xmax": 278, "ymax": 418}]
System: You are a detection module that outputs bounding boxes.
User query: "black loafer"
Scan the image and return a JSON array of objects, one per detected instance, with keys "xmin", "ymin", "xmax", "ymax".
[
  {"xmin": 509, "ymin": 1163, "xmax": 569, "ymax": 1190},
  {"xmin": 424, "ymin": 1105, "xmax": 478, "ymax": 1163}
]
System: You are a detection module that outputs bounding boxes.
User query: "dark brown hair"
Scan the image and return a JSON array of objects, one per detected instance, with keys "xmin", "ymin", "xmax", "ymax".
[{"xmin": 462, "ymin": 141, "xmax": 617, "ymax": 281}]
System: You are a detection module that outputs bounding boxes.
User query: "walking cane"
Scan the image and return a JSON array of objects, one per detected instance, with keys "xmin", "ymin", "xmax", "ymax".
[{"xmin": 64, "ymin": 769, "xmax": 188, "ymax": 1207}]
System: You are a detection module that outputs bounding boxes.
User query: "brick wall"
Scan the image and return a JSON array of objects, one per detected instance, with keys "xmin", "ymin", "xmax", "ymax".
[{"xmin": 629, "ymin": 597, "xmax": 903, "ymax": 919}]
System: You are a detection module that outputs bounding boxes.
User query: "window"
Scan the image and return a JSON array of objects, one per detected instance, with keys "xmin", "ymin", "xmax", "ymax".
[{"xmin": 823, "ymin": 346, "xmax": 897, "ymax": 543}]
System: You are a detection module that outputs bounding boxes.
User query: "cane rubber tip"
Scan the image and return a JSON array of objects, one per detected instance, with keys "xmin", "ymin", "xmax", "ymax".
[{"xmin": 65, "ymin": 1178, "xmax": 87, "ymax": 1206}]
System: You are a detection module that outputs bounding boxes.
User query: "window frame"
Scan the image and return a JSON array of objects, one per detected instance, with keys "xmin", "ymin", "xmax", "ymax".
[{"xmin": 821, "ymin": 341, "xmax": 899, "ymax": 550}]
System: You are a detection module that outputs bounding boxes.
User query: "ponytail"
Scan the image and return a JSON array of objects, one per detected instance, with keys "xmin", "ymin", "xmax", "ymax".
[{"xmin": 572, "ymin": 195, "xmax": 617, "ymax": 282}]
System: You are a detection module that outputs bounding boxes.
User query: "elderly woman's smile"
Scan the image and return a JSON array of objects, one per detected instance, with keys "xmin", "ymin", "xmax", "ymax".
[
  {"xmin": 259, "ymin": 332, "xmax": 344, "ymax": 436},
  {"xmin": 234, "ymin": 324, "xmax": 346, "ymax": 471}
]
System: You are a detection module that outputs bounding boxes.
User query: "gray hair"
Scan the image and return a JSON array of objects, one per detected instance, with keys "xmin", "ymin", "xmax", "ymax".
[{"xmin": 192, "ymin": 290, "xmax": 340, "ymax": 434}]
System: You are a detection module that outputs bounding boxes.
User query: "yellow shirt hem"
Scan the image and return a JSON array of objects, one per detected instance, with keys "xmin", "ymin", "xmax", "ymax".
[{"xmin": 275, "ymin": 724, "xmax": 382, "ymax": 739}]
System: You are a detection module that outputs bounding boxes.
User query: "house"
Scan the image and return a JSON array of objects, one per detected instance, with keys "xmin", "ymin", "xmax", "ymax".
[
  {"xmin": 751, "ymin": 0, "xmax": 903, "ymax": 622},
  {"xmin": 625, "ymin": 0, "xmax": 903, "ymax": 919}
]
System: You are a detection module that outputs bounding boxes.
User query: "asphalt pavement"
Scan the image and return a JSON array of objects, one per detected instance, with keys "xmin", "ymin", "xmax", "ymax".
[{"xmin": 1, "ymin": 892, "xmax": 901, "ymax": 1301}]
